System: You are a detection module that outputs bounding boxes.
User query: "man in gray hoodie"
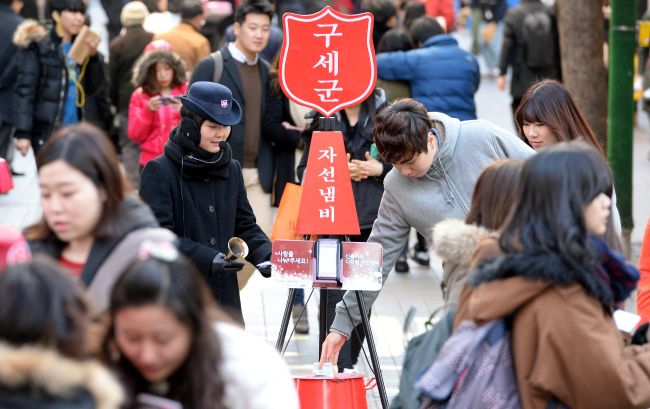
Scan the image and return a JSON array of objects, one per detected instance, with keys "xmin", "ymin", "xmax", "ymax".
[{"xmin": 319, "ymin": 98, "xmax": 535, "ymax": 368}]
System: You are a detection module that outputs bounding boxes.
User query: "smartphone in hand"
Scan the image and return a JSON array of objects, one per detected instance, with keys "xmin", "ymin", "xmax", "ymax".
[{"xmin": 160, "ymin": 95, "xmax": 180, "ymax": 105}]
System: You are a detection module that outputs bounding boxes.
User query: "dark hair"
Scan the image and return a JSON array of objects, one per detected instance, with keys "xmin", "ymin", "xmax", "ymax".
[
  {"xmin": 180, "ymin": 105, "xmax": 207, "ymax": 128},
  {"xmin": 499, "ymin": 142, "xmax": 612, "ymax": 268},
  {"xmin": 0, "ymin": 0, "xmax": 15, "ymax": 6},
  {"xmin": 373, "ymin": 98, "xmax": 431, "ymax": 164},
  {"xmin": 49, "ymin": 0, "xmax": 86, "ymax": 14},
  {"xmin": 301, "ymin": 88, "xmax": 383, "ymax": 147},
  {"xmin": 103, "ymin": 252, "xmax": 229, "ymax": 409},
  {"xmin": 0, "ymin": 255, "xmax": 89, "ymax": 359},
  {"xmin": 268, "ymin": 50, "xmax": 282, "ymax": 96},
  {"xmin": 180, "ymin": 0, "xmax": 203, "ymax": 19},
  {"xmin": 465, "ymin": 159, "xmax": 524, "ymax": 230},
  {"xmin": 26, "ymin": 123, "xmax": 131, "ymax": 242},
  {"xmin": 402, "ymin": 1, "xmax": 426, "ymax": 32},
  {"xmin": 515, "ymin": 80, "xmax": 604, "ymax": 156},
  {"xmin": 133, "ymin": 49, "xmax": 187, "ymax": 95},
  {"xmin": 234, "ymin": 0, "xmax": 274, "ymax": 25},
  {"xmin": 377, "ymin": 28, "xmax": 414, "ymax": 53},
  {"xmin": 360, "ymin": 0, "xmax": 397, "ymax": 26},
  {"xmin": 144, "ymin": 61, "xmax": 182, "ymax": 95},
  {"xmin": 409, "ymin": 15, "xmax": 444, "ymax": 45},
  {"xmin": 142, "ymin": 0, "xmax": 159, "ymax": 13}
]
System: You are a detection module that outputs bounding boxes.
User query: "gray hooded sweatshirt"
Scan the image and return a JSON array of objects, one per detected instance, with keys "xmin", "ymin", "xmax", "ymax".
[{"xmin": 330, "ymin": 112, "xmax": 535, "ymax": 338}]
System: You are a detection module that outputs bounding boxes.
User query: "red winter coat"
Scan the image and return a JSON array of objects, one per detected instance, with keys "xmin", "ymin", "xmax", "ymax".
[
  {"xmin": 127, "ymin": 83, "xmax": 187, "ymax": 166},
  {"xmin": 425, "ymin": 0, "xmax": 455, "ymax": 33},
  {"xmin": 637, "ymin": 217, "xmax": 650, "ymax": 323}
]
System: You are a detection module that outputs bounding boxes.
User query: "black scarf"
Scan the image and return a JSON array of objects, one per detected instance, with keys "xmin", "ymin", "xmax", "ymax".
[{"xmin": 164, "ymin": 118, "xmax": 231, "ymax": 180}]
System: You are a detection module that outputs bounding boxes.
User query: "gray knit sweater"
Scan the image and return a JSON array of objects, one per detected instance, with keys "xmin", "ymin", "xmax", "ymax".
[{"xmin": 330, "ymin": 112, "xmax": 535, "ymax": 338}]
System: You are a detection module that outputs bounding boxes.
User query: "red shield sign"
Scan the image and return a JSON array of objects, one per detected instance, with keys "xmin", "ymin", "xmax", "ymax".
[{"xmin": 280, "ymin": 7, "xmax": 376, "ymax": 117}]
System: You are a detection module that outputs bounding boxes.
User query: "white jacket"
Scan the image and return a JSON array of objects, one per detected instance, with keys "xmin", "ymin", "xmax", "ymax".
[{"xmin": 216, "ymin": 322, "xmax": 300, "ymax": 409}]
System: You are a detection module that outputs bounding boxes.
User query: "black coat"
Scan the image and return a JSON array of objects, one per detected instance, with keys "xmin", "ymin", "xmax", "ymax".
[
  {"xmin": 139, "ymin": 133, "xmax": 272, "ymax": 323},
  {"xmin": 297, "ymin": 89, "xmax": 390, "ymax": 230},
  {"xmin": 12, "ymin": 21, "xmax": 107, "ymax": 150},
  {"xmin": 498, "ymin": 0, "xmax": 562, "ymax": 98},
  {"xmin": 0, "ymin": 6, "xmax": 24, "ymax": 126},
  {"xmin": 189, "ymin": 46, "xmax": 276, "ymax": 194},
  {"xmin": 262, "ymin": 78, "xmax": 300, "ymax": 206},
  {"xmin": 108, "ymin": 26, "xmax": 154, "ymax": 112}
]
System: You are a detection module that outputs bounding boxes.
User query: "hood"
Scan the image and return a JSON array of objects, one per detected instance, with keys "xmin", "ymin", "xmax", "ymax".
[
  {"xmin": 465, "ymin": 250, "xmax": 613, "ymax": 323},
  {"xmin": 432, "ymin": 219, "xmax": 491, "ymax": 265},
  {"xmin": 131, "ymin": 49, "xmax": 187, "ymax": 88},
  {"xmin": 13, "ymin": 19, "xmax": 48, "ymax": 48},
  {"xmin": 426, "ymin": 111, "xmax": 461, "ymax": 175},
  {"xmin": 0, "ymin": 342, "xmax": 123, "ymax": 409}
]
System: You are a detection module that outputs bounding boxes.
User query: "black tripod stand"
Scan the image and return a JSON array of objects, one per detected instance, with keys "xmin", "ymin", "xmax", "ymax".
[{"xmin": 274, "ymin": 117, "xmax": 389, "ymax": 408}]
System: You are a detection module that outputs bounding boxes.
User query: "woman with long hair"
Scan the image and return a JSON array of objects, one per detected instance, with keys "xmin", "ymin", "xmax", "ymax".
[
  {"xmin": 432, "ymin": 159, "xmax": 523, "ymax": 308},
  {"xmin": 454, "ymin": 143, "xmax": 646, "ymax": 409},
  {"xmin": 102, "ymin": 241, "xmax": 298, "ymax": 409},
  {"xmin": 25, "ymin": 123, "xmax": 173, "ymax": 317},
  {"xmin": 0, "ymin": 256, "xmax": 123, "ymax": 408},
  {"xmin": 515, "ymin": 79, "xmax": 602, "ymax": 152},
  {"xmin": 515, "ymin": 79, "xmax": 622, "ymax": 249}
]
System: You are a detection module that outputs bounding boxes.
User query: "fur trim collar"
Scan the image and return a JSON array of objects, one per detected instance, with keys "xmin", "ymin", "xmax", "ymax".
[
  {"xmin": 432, "ymin": 219, "xmax": 491, "ymax": 265},
  {"xmin": 468, "ymin": 250, "xmax": 613, "ymax": 310},
  {"xmin": 131, "ymin": 49, "xmax": 187, "ymax": 88},
  {"xmin": 0, "ymin": 343, "xmax": 123, "ymax": 409},
  {"xmin": 13, "ymin": 19, "xmax": 48, "ymax": 48}
]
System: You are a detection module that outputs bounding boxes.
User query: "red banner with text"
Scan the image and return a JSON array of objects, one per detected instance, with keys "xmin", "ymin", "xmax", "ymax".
[{"xmin": 296, "ymin": 131, "xmax": 360, "ymax": 235}]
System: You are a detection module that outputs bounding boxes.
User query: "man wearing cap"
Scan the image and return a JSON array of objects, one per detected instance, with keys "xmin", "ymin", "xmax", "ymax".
[
  {"xmin": 109, "ymin": 0, "xmax": 153, "ymax": 189},
  {"xmin": 154, "ymin": 0, "xmax": 210, "ymax": 73},
  {"xmin": 139, "ymin": 81, "xmax": 273, "ymax": 325}
]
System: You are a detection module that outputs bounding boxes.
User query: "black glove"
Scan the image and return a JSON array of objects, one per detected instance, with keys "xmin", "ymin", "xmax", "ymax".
[
  {"xmin": 256, "ymin": 261, "xmax": 272, "ymax": 278},
  {"xmin": 210, "ymin": 253, "xmax": 245, "ymax": 277}
]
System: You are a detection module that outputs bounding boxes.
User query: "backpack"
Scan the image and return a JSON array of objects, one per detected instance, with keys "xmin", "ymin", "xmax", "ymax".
[
  {"xmin": 416, "ymin": 319, "xmax": 521, "ymax": 409},
  {"xmin": 416, "ymin": 319, "xmax": 569, "ymax": 409},
  {"xmin": 389, "ymin": 308, "xmax": 456, "ymax": 409},
  {"xmin": 211, "ymin": 50, "xmax": 223, "ymax": 83},
  {"xmin": 520, "ymin": 10, "xmax": 556, "ymax": 70}
]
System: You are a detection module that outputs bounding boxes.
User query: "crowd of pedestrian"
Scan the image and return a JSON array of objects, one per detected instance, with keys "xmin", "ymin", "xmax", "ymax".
[{"xmin": 1, "ymin": 0, "xmax": 650, "ymax": 408}]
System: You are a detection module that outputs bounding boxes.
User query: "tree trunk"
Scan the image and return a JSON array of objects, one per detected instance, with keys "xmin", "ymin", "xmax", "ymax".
[{"xmin": 556, "ymin": 0, "xmax": 608, "ymax": 150}]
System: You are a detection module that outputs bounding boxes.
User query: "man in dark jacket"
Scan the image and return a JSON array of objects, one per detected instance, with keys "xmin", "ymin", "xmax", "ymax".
[
  {"xmin": 0, "ymin": 0, "xmax": 24, "ymax": 167},
  {"xmin": 496, "ymin": 0, "xmax": 561, "ymax": 121},
  {"xmin": 189, "ymin": 0, "xmax": 275, "ymax": 289},
  {"xmin": 12, "ymin": 0, "xmax": 107, "ymax": 155},
  {"xmin": 376, "ymin": 16, "xmax": 480, "ymax": 121},
  {"xmin": 108, "ymin": 0, "xmax": 153, "ymax": 188}
]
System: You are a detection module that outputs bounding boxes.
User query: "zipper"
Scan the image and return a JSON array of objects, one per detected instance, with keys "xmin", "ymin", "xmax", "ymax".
[{"xmin": 50, "ymin": 49, "xmax": 67, "ymax": 137}]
